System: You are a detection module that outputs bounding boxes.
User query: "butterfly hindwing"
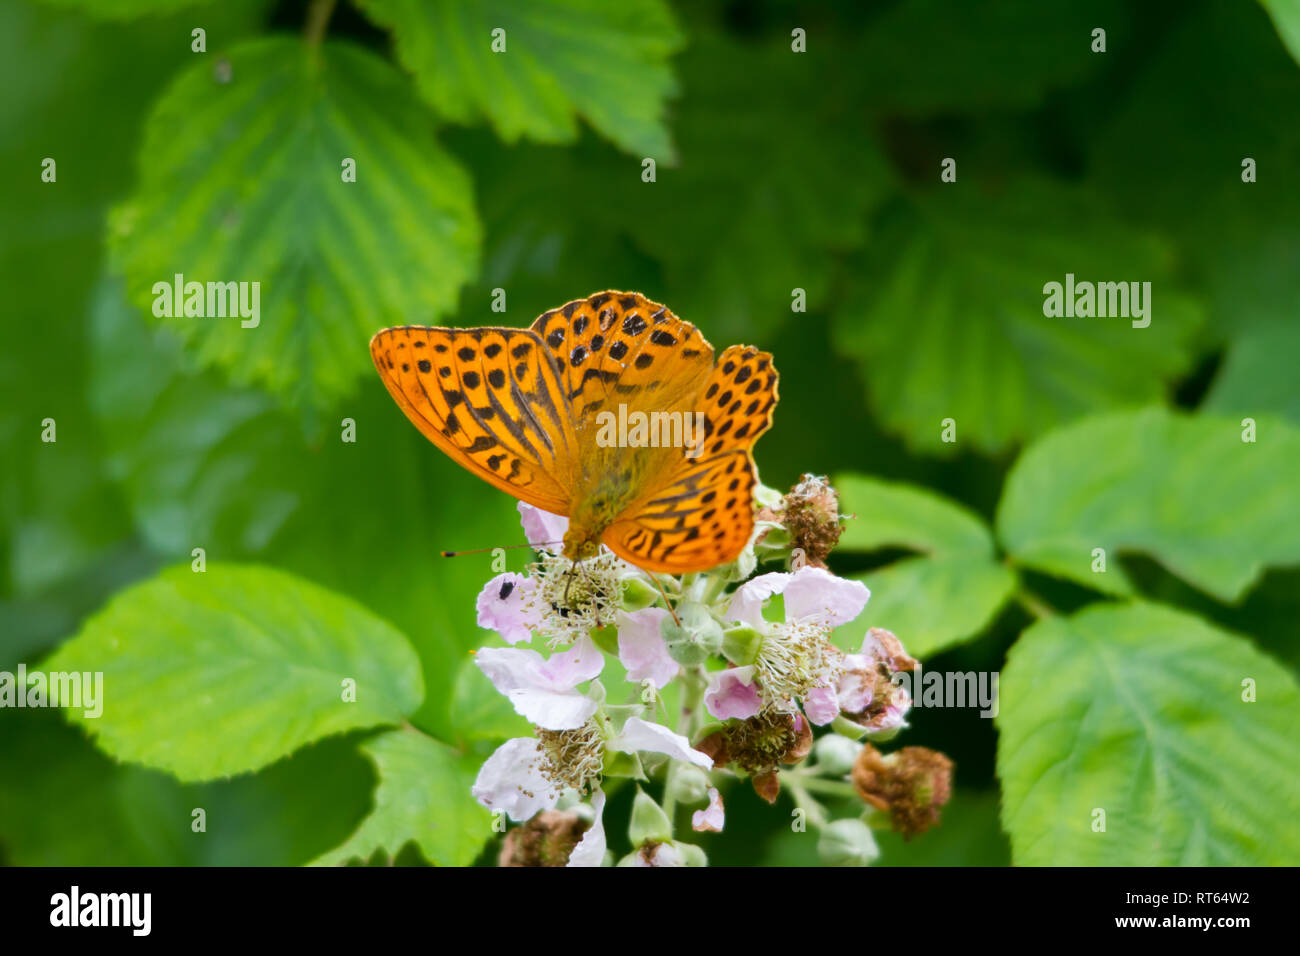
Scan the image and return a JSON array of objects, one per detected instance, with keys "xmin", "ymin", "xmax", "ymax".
[
  {"xmin": 696, "ymin": 345, "xmax": 779, "ymax": 461},
  {"xmin": 602, "ymin": 450, "xmax": 757, "ymax": 572},
  {"xmin": 370, "ymin": 326, "xmax": 574, "ymax": 513}
]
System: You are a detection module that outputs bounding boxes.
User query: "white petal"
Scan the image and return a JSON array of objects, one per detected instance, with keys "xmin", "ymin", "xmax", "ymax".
[
  {"xmin": 611, "ymin": 716, "xmax": 713, "ymax": 769},
  {"xmin": 471, "ymin": 738, "xmax": 559, "ymax": 822},
  {"xmin": 566, "ymin": 790, "xmax": 607, "ymax": 867},
  {"xmin": 517, "ymin": 501, "xmax": 568, "ymax": 552},
  {"xmin": 533, "ymin": 637, "xmax": 605, "ymax": 691},
  {"xmin": 724, "ymin": 571, "xmax": 791, "ymax": 627},
  {"xmin": 617, "ymin": 608, "xmax": 679, "ymax": 688},
  {"xmin": 703, "ymin": 666, "xmax": 762, "ymax": 720},
  {"xmin": 474, "ymin": 645, "xmax": 546, "ymax": 694},
  {"xmin": 784, "ymin": 566, "xmax": 869, "ymax": 627},
  {"xmin": 475, "ymin": 573, "xmax": 539, "ymax": 645},
  {"xmin": 691, "ymin": 787, "xmax": 725, "ymax": 833},
  {"xmin": 507, "ymin": 687, "xmax": 598, "ymax": 731}
]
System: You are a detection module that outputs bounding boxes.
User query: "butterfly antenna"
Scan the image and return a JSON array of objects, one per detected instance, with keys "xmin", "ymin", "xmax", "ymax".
[
  {"xmin": 441, "ymin": 541, "xmax": 561, "ymax": 558},
  {"xmin": 650, "ymin": 573, "xmax": 681, "ymax": 627}
]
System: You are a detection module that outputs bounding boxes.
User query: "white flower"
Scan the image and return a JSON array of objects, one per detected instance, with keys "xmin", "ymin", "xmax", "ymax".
[
  {"xmin": 471, "ymin": 737, "xmax": 561, "ymax": 822},
  {"xmin": 475, "ymin": 637, "xmax": 604, "ymax": 730},
  {"xmin": 475, "ymin": 572, "xmax": 540, "ymax": 645},
  {"xmin": 616, "ymin": 608, "xmax": 679, "ymax": 688},
  {"xmin": 704, "ymin": 666, "xmax": 762, "ymax": 720},
  {"xmin": 725, "ymin": 566, "xmax": 870, "ymax": 715}
]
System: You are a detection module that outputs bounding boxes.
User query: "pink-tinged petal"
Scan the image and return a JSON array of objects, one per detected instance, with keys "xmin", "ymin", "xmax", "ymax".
[
  {"xmin": 783, "ymin": 566, "xmax": 869, "ymax": 628},
  {"xmin": 566, "ymin": 790, "xmax": 606, "ymax": 868},
  {"xmin": 506, "ymin": 687, "xmax": 597, "ymax": 730},
  {"xmin": 534, "ymin": 637, "xmax": 605, "ymax": 690},
  {"xmin": 803, "ymin": 685, "xmax": 840, "ymax": 725},
  {"xmin": 471, "ymin": 738, "xmax": 560, "ymax": 822},
  {"xmin": 704, "ymin": 666, "xmax": 762, "ymax": 721},
  {"xmin": 837, "ymin": 669, "xmax": 874, "ymax": 714},
  {"xmin": 692, "ymin": 788, "xmax": 725, "ymax": 833},
  {"xmin": 724, "ymin": 571, "xmax": 791, "ymax": 627},
  {"xmin": 475, "ymin": 573, "xmax": 538, "ymax": 645},
  {"xmin": 475, "ymin": 645, "xmax": 546, "ymax": 694},
  {"xmin": 617, "ymin": 608, "xmax": 679, "ymax": 688},
  {"xmin": 611, "ymin": 717, "xmax": 713, "ymax": 769},
  {"xmin": 517, "ymin": 502, "xmax": 568, "ymax": 552}
]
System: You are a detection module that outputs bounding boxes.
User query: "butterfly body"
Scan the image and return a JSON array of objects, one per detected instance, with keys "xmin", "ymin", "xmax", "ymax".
[{"xmin": 370, "ymin": 292, "xmax": 778, "ymax": 573}]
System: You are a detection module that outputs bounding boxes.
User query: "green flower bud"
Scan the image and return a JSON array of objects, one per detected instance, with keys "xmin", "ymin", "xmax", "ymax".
[
  {"xmin": 814, "ymin": 734, "xmax": 862, "ymax": 776},
  {"xmin": 754, "ymin": 481, "xmax": 784, "ymax": 509},
  {"xmin": 628, "ymin": 789, "xmax": 673, "ymax": 846},
  {"xmin": 667, "ymin": 765, "xmax": 711, "ymax": 806},
  {"xmin": 676, "ymin": 841, "xmax": 708, "ymax": 867},
  {"xmin": 817, "ymin": 818, "xmax": 879, "ymax": 867},
  {"xmin": 662, "ymin": 601, "xmax": 723, "ymax": 666},
  {"xmin": 621, "ymin": 576, "xmax": 661, "ymax": 612},
  {"xmin": 721, "ymin": 623, "xmax": 762, "ymax": 665}
]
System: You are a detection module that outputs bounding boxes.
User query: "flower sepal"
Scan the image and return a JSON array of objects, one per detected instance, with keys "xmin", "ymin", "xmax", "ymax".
[
  {"xmin": 721, "ymin": 623, "xmax": 762, "ymax": 665},
  {"xmin": 628, "ymin": 789, "xmax": 673, "ymax": 845},
  {"xmin": 620, "ymin": 576, "xmax": 662, "ymax": 612}
]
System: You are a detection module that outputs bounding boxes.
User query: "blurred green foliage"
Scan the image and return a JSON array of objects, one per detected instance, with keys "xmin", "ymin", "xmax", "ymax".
[{"xmin": 2, "ymin": 0, "xmax": 1299, "ymax": 866}]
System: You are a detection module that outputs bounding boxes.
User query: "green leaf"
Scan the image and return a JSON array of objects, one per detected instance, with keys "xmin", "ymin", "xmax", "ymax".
[
  {"xmin": 1261, "ymin": 0, "xmax": 1300, "ymax": 67},
  {"xmin": 845, "ymin": 556, "xmax": 1016, "ymax": 660},
  {"xmin": 110, "ymin": 36, "xmax": 480, "ymax": 411},
  {"xmin": 997, "ymin": 601, "xmax": 1300, "ymax": 865},
  {"xmin": 44, "ymin": 564, "xmax": 423, "ymax": 781},
  {"xmin": 997, "ymin": 408, "xmax": 1300, "ymax": 603},
  {"xmin": 852, "ymin": 0, "xmax": 1130, "ymax": 115},
  {"xmin": 1204, "ymin": 316, "xmax": 1300, "ymax": 428},
  {"xmin": 312, "ymin": 727, "xmax": 491, "ymax": 866},
  {"xmin": 833, "ymin": 181, "xmax": 1204, "ymax": 456},
  {"xmin": 836, "ymin": 474, "xmax": 995, "ymax": 556},
  {"xmin": 356, "ymin": 0, "xmax": 682, "ymax": 159},
  {"xmin": 0, "ymin": 710, "xmax": 373, "ymax": 866},
  {"xmin": 89, "ymin": 275, "xmax": 303, "ymax": 556},
  {"xmin": 625, "ymin": 33, "xmax": 892, "ymax": 341},
  {"xmin": 832, "ymin": 475, "xmax": 1014, "ymax": 658},
  {"xmin": 449, "ymin": 656, "xmax": 532, "ymax": 744}
]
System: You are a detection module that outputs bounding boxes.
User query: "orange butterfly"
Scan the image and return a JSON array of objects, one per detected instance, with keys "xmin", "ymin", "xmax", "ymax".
[{"xmin": 370, "ymin": 292, "xmax": 778, "ymax": 573}]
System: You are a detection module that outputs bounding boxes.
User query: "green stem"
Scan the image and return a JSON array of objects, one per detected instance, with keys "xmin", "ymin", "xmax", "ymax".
[
  {"xmin": 787, "ymin": 773, "xmax": 860, "ymax": 800},
  {"xmin": 1015, "ymin": 587, "xmax": 1059, "ymax": 620}
]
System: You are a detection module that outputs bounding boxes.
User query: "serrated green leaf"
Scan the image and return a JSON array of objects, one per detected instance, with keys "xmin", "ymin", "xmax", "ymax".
[
  {"xmin": 89, "ymin": 275, "xmax": 304, "ymax": 556},
  {"xmin": 835, "ymin": 555, "xmax": 1015, "ymax": 660},
  {"xmin": 832, "ymin": 474, "xmax": 1012, "ymax": 658},
  {"xmin": 997, "ymin": 601, "xmax": 1300, "ymax": 865},
  {"xmin": 997, "ymin": 408, "xmax": 1300, "ymax": 603},
  {"xmin": 835, "ymin": 473, "xmax": 994, "ymax": 556},
  {"xmin": 1262, "ymin": 0, "xmax": 1300, "ymax": 67},
  {"xmin": 312, "ymin": 727, "xmax": 491, "ymax": 866},
  {"xmin": 44, "ymin": 564, "xmax": 423, "ymax": 781},
  {"xmin": 625, "ymin": 33, "xmax": 891, "ymax": 341},
  {"xmin": 833, "ymin": 182, "xmax": 1204, "ymax": 456},
  {"xmin": 110, "ymin": 36, "xmax": 480, "ymax": 411},
  {"xmin": 357, "ymin": 0, "xmax": 682, "ymax": 159}
]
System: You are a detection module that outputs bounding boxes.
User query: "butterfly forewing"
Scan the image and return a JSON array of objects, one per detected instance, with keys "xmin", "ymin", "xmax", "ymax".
[{"xmin": 370, "ymin": 326, "xmax": 574, "ymax": 514}]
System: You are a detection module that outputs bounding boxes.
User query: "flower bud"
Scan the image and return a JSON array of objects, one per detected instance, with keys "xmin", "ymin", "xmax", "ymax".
[
  {"xmin": 628, "ymin": 789, "xmax": 673, "ymax": 846},
  {"xmin": 814, "ymin": 733, "xmax": 862, "ymax": 776},
  {"xmin": 721, "ymin": 623, "xmax": 762, "ymax": 666},
  {"xmin": 676, "ymin": 842, "xmax": 708, "ymax": 867},
  {"xmin": 621, "ymin": 575, "xmax": 661, "ymax": 612},
  {"xmin": 667, "ymin": 765, "xmax": 711, "ymax": 806},
  {"xmin": 817, "ymin": 818, "xmax": 879, "ymax": 867},
  {"xmin": 662, "ymin": 600, "xmax": 722, "ymax": 666}
]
